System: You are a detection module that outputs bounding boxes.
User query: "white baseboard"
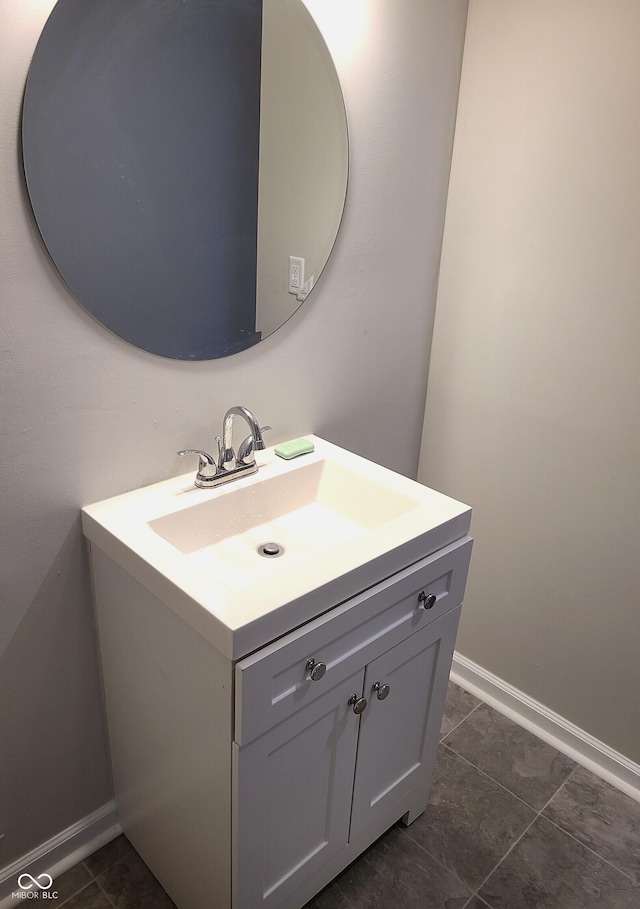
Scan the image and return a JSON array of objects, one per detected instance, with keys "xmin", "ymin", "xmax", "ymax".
[
  {"xmin": 450, "ymin": 652, "xmax": 640, "ymax": 805},
  {"xmin": 0, "ymin": 801, "xmax": 120, "ymax": 909}
]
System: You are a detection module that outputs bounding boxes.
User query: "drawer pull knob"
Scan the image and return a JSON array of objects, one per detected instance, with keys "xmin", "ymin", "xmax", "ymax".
[
  {"xmin": 305, "ymin": 659, "xmax": 327, "ymax": 682},
  {"xmin": 418, "ymin": 591, "xmax": 437, "ymax": 610},
  {"xmin": 372, "ymin": 681, "xmax": 391, "ymax": 700},
  {"xmin": 348, "ymin": 694, "xmax": 368, "ymax": 715}
]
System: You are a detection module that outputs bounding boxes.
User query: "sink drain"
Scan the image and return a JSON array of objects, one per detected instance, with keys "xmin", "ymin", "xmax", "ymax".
[{"xmin": 258, "ymin": 541, "xmax": 285, "ymax": 559}]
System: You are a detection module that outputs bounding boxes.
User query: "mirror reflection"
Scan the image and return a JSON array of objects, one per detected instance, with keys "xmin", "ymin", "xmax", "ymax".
[{"xmin": 22, "ymin": 0, "xmax": 348, "ymax": 359}]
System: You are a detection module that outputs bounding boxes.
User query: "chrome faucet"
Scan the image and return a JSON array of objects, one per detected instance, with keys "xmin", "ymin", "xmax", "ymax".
[
  {"xmin": 178, "ymin": 405, "xmax": 270, "ymax": 489},
  {"xmin": 220, "ymin": 405, "xmax": 270, "ymax": 472}
]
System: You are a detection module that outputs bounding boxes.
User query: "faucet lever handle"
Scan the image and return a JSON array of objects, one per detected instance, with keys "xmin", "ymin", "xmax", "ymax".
[
  {"xmin": 177, "ymin": 449, "xmax": 215, "ymax": 467},
  {"xmin": 255, "ymin": 425, "xmax": 272, "ymax": 450},
  {"xmin": 238, "ymin": 426, "xmax": 271, "ymax": 464},
  {"xmin": 177, "ymin": 449, "xmax": 219, "ymax": 486}
]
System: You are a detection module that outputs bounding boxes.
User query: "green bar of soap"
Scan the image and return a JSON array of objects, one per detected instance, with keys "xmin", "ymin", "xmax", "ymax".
[{"xmin": 275, "ymin": 439, "xmax": 315, "ymax": 460}]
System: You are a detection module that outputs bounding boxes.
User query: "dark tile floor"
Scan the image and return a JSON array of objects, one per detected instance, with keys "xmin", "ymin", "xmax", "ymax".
[{"xmin": 52, "ymin": 683, "xmax": 640, "ymax": 908}]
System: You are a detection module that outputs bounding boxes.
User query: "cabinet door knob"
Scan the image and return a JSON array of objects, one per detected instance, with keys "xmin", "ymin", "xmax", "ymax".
[
  {"xmin": 305, "ymin": 659, "xmax": 327, "ymax": 682},
  {"xmin": 418, "ymin": 591, "xmax": 437, "ymax": 610},
  {"xmin": 348, "ymin": 694, "xmax": 368, "ymax": 715},
  {"xmin": 372, "ymin": 681, "xmax": 391, "ymax": 700}
]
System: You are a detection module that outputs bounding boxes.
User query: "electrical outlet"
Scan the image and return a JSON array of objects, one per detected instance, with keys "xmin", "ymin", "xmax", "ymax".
[{"xmin": 288, "ymin": 256, "xmax": 305, "ymax": 295}]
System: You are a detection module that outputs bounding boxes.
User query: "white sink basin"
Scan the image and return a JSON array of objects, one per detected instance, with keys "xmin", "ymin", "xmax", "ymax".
[
  {"xmin": 148, "ymin": 458, "xmax": 418, "ymax": 592},
  {"xmin": 82, "ymin": 436, "xmax": 471, "ymax": 658}
]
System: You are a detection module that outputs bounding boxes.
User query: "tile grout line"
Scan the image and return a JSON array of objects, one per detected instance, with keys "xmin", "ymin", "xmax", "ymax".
[
  {"xmin": 94, "ymin": 850, "xmax": 140, "ymax": 908},
  {"xmin": 467, "ymin": 757, "xmax": 640, "ymax": 904},
  {"xmin": 75, "ymin": 850, "xmax": 125, "ymax": 909},
  {"xmin": 400, "ymin": 694, "xmax": 487, "ymax": 905},
  {"xmin": 399, "ymin": 819, "xmax": 474, "ymax": 903},
  {"xmin": 467, "ymin": 809, "xmax": 540, "ymax": 902},
  {"xmin": 440, "ymin": 694, "xmax": 499, "ymax": 909},
  {"xmin": 437, "ymin": 740, "xmax": 547, "ymax": 815},
  {"xmin": 54, "ymin": 861, "xmax": 95, "ymax": 908},
  {"xmin": 435, "ymin": 707, "xmax": 551, "ymax": 904},
  {"xmin": 94, "ymin": 874, "xmax": 119, "ymax": 908},
  {"xmin": 440, "ymin": 734, "xmax": 579, "ymax": 905},
  {"xmin": 536, "ymin": 764, "xmax": 640, "ymax": 888},
  {"xmin": 439, "ymin": 698, "xmax": 483, "ymax": 742},
  {"xmin": 539, "ymin": 812, "xmax": 640, "ymax": 888},
  {"xmin": 463, "ymin": 893, "xmax": 490, "ymax": 909}
]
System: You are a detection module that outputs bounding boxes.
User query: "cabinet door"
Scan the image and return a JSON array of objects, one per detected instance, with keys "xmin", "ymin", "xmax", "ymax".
[
  {"xmin": 349, "ymin": 606, "xmax": 461, "ymax": 843},
  {"xmin": 233, "ymin": 671, "xmax": 363, "ymax": 909}
]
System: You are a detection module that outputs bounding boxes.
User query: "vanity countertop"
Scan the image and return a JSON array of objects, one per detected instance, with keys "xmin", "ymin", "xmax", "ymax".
[{"xmin": 82, "ymin": 435, "xmax": 471, "ymax": 660}]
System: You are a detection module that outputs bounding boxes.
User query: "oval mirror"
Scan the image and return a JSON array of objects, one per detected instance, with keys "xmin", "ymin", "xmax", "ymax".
[{"xmin": 22, "ymin": 0, "xmax": 348, "ymax": 359}]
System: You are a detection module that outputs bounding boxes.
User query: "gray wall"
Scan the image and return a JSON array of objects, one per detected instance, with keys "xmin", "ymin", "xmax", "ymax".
[
  {"xmin": 0, "ymin": 0, "xmax": 468, "ymax": 868},
  {"xmin": 420, "ymin": 0, "xmax": 640, "ymax": 764}
]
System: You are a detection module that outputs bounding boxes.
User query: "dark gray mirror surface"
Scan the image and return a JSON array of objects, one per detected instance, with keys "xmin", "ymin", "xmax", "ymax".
[{"xmin": 22, "ymin": 0, "xmax": 348, "ymax": 359}]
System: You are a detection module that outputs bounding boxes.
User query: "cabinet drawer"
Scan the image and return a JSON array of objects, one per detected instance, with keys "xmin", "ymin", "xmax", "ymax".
[{"xmin": 235, "ymin": 536, "xmax": 472, "ymax": 745}]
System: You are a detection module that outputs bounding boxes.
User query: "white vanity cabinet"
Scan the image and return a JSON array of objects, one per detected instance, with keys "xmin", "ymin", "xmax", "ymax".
[
  {"xmin": 233, "ymin": 537, "xmax": 471, "ymax": 908},
  {"xmin": 89, "ymin": 532, "xmax": 471, "ymax": 909},
  {"xmin": 234, "ymin": 609, "xmax": 463, "ymax": 909}
]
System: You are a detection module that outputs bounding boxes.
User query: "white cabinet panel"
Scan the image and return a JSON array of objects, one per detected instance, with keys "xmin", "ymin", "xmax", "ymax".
[
  {"xmin": 350, "ymin": 607, "xmax": 460, "ymax": 842},
  {"xmin": 233, "ymin": 671, "xmax": 363, "ymax": 909}
]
